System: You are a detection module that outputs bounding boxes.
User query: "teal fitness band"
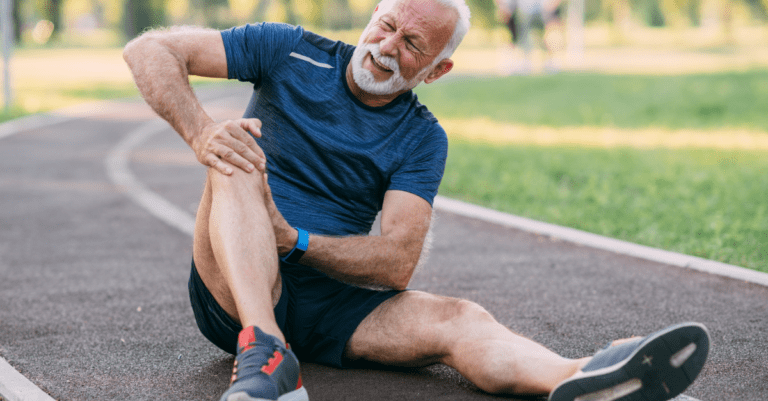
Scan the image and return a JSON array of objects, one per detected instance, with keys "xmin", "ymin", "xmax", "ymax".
[{"xmin": 282, "ymin": 228, "xmax": 309, "ymax": 264}]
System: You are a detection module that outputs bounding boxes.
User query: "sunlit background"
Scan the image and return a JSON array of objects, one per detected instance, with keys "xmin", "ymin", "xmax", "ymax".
[
  {"xmin": 5, "ymin": 0, "xmax": 768, "ymax": 45},
  {"xmin": 2, "ymin": 0, "xmax": 768, "ymax": 114}
]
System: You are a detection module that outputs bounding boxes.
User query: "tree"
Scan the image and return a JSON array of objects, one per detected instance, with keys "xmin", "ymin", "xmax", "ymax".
[
  {"xmin": 326, "ymin": 0, "xmax": 355, "ymax": 29},
  {"xmin": 12, "ymin": 0, "xmax": 20, "ymax": 43},
  {"xmin": 465, "ymin": 0, "xmax": 496, "ymax": 29},
  {"xmin": 299, "ymin": 0, "xmax": 325, "ymax": 28},
  {"xmin": 123, "ymin": 0, "xmax": 167, "ymax": 39},
  {"xmin": 37, "ymin": 0, "xmax": 62, "ymax": 37}
]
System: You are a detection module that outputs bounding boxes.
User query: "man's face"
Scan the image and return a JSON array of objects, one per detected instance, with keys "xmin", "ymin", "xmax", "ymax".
[{"xmin": 351, "ymin": 0, "xmax": 457, "ymax": 96}]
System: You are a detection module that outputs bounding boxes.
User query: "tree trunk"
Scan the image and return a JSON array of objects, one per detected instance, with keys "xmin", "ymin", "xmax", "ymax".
[
  {"xmin": 12, "ymin": 0, "xmax": 21, "ymax": 43},
  {"xmin": 40, "ymin": 0, "xmax": 62, "ymax": 37},
  {"xmin": 123, "ymin": 0, "xmax": 166, "ymax": 40}
]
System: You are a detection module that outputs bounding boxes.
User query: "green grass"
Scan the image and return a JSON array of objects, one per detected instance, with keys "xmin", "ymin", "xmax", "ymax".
[
  {"xmin": 59, "ymin": 83, "xmax": 141, "ymax": 101},
  {"xmin": 416, "ymin": 71, "xmax": 768, "ymax": 131},
  {"xmin": 413, "ymin": 71, "xmax": 768, "ymax": 272},
  {"xmin": 0, "ymin": 83, "xmax": 138, "ymax": 124},
  {"xmin": 0, "ymin": 47, "xmax": 221, "ymax": 124},
  {"xmin": 0, "ymin": 106, "xmax": 28, "ymax": 124},
  {"xmin": 441, "ymin": 140, "xmax": 768, "ymax": 272}
]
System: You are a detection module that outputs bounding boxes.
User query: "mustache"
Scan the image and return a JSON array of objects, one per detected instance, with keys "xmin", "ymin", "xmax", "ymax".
[{"xmin": 365, "ymin": 43, "xmax": 399, "ymax": 73}]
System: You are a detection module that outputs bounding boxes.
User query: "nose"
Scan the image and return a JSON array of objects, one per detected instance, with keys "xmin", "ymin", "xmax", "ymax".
[{"xmin": 378, "ymin": 31, "xmax": 398, "ymax": 57}]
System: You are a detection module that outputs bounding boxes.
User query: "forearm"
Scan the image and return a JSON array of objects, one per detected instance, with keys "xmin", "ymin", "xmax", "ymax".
[
  {"xmin": 263, "ymin": 187, "xmax": 432, "ymax": 291},
  {"xmin": 297, "ymin": 233, "xmax": 422, "ymax": 291},
  {"xmin": 123, "ymin": 31, "xmax": 214, "ymax": 146}
]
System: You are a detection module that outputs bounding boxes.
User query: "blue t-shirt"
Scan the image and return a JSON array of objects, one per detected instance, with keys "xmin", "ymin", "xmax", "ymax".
[{"xmin": 221, "ymin": 23, "xmax": 448, "ymax": 236}]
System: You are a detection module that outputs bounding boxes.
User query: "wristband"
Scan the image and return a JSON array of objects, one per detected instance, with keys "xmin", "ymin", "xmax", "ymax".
[{"xmin": 281, "ymin": 228, "xmax": 309, "ymax": 264}]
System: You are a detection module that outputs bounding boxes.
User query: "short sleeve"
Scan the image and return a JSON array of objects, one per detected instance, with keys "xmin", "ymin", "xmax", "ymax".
[
  {"xmin": 388, "ymin": 124, "xmax": 448, "ymax": 206},
  {"xmin": 220, "ymin": 22, "xmax": 303, "ymax": 84}
]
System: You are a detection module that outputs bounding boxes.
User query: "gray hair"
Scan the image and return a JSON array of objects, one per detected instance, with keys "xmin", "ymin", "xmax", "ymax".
[{"xmin": 371, "ymin": 0, "xmax": 471, "ymax": 62}]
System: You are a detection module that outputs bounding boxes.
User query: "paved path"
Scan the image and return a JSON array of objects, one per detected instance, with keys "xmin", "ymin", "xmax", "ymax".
[{"xmin": 1, "ymin": 85, "xmax": 767, "ymax": 400}]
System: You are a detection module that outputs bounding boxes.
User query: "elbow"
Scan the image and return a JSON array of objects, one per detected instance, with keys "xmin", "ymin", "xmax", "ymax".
[
  {"xmin": 385, "ymin": 243, "xmax": 423, "ymax": 291},
  {"xmin": 123, "ymin": 35, "xmax": 148, "ymax": 67},
  {"xmin": 390, "ymin": 280, "xmax": 409, "ymax": 292},
  {"xmin": 123, "ymin": 32, "xmax": 163, "ymax": 67},
  {"xmin": 389, "ymin": 261, "xmax": 416, "ymax": 291},
  {"xmin": 122, "ymin": 40, "xmax": 134, "ymax": 65}
]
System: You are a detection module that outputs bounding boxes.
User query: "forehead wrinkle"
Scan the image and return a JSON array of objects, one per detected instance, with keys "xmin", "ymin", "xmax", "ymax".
[{"xmin": 386, "ymin": 1, "xmax": 455, "ymax": 55}]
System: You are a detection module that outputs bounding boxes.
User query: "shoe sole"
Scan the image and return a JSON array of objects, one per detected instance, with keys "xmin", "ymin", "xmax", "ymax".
[
  {"xmin": 225, "ymin": 386, "xmax": 309, "ymax": 401},
  {"xmin": 549, "ymin": 322, "xmax": 710, "ymax": 401}
]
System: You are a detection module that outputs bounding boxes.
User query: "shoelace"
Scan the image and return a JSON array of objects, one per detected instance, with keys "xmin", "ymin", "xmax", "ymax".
[{"xmin": 230, "ymin": 343, "xmax": 276, "ymax": 384}]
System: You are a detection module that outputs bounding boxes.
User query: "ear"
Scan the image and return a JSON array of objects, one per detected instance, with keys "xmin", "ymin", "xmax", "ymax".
[{"xmin": 424, "ymin": 59, "xmax": 453, "ymax": 84}]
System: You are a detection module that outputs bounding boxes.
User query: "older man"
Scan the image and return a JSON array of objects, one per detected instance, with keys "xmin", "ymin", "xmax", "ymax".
[{"xmin": 123, "ymin": 0, "xmax": 710, "ymax": 400}]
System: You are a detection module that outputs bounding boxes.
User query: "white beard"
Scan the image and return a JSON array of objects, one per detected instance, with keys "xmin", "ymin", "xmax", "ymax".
[{"xmin": 350, "ymin": 42, "xmax": 432, "ymax": 96}]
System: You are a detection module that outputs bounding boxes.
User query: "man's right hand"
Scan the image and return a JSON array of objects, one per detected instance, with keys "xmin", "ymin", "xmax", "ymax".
[{"xmin": 193, "ymin": 118, "xmax": 267, "ymax": 175}]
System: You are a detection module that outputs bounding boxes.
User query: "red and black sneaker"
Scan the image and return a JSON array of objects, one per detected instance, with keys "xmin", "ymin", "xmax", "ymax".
[{"xmin": 220, "ymin": 326, "xmax": 308, "ymax": 401}]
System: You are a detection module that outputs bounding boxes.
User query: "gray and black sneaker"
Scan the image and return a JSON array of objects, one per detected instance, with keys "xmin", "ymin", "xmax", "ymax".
[
  {"xmin": 220, "ymin": 326, "xmax": 308, "ymax": 401},
  {"xmin": 549, "ymin": 322, "xmax": 710, "ymax": 401}
]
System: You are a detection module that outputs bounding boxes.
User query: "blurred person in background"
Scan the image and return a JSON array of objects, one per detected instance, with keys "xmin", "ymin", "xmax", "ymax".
[{"xmin": 496, "ymin": 0, "xmax": 565, "ymax": 74}]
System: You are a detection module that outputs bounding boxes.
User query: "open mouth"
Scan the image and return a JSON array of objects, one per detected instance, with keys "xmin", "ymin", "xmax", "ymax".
[{"xmin": 369, "ymin": 53, "xmax": 393, "ymax": 73}]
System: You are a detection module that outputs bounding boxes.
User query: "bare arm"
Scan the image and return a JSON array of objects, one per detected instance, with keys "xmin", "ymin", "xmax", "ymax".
[
  {"xmin": 262, "ymin": 175, "xmax": 432, "ymax": 291},
  {"xmin": 302, "ymin": 190, "xmax": 433, "ymax": 290},
  {"xmin": 123, "ymin": 26, "xmax": 265, "ymax": 175}
]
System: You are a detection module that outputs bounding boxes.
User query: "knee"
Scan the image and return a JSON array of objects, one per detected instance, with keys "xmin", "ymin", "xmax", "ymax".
[
  {"xmin": 207, "ymin": 167, "xmax": 266, "ymax": 197},
  {"xmin": 448, "ymin": 299, "xmax": 496, "ymax": 326},
  {"xmin": 430, "ymin": 298, "xmax": 496, "ymax": 330},
  {"xmin": 433, "ymin": 298, "xmax": 499, "ymax": 357},
  {"xmin": 208, "ymin": 165, "xmax": 260, "ymax": 185}
]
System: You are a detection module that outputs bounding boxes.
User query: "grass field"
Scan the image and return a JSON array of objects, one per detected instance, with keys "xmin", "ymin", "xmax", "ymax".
[
  {"xmin": 415, "ymin": 72, "xmax": 768, "ymax": 272},
  {"xmin": 0, "ymin": 48, "xmax": 214, "ymax": 123},
  {"xmin": 416, "ymin": 72, "xmax": 768, "ymax": 131},
  {"xmin": 441, "ymin": 140, "xmax": 768, "ymax": 272},
  {"xmin": 1, "ymin": 48, "xmax": 766, "ymax": 271}
]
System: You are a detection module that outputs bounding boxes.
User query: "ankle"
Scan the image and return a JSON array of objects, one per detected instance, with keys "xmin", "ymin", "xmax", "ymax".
[
  {"xmin": 528, "ymin": 358, "xmax": 589, "ymax": 396},
  {"xmin": 574, "ymin": 357, "xmax": 591, "ymax": 373},
  {"xmin": 240, "ymin": 321, "xmax": 285, "ymax": 345},
  {"xmin": 238, "ymin": 325, "xmax": 285, "ymax": 352}
]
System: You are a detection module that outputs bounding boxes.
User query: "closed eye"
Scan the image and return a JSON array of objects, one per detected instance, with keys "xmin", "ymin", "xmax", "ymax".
[{"xmin": 405, "ymin": 38, "xmax": 420, "ymax": 53}]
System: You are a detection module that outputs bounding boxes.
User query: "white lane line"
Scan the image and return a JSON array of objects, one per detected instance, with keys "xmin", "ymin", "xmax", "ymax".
[
  {"xmin": 0, "ymin": 113, "xmax": 73, "ymax": 140},
  {"xmin": 0, "ymin": 358, "xmax": 55, "ymax": 401},
  {"xmin": 0, "ymin": 101, "xmax": 114, "ymax": 141},
  {"xmin": 434, "ymin": 196, "xmax": 768, "ymax": 287},
  {"xmin": 105, "ymin": 119, "xmax": 195, "ymax": 236}
]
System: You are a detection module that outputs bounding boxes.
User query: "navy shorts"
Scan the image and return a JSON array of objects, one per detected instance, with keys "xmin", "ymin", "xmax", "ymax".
[{"xmin": 188, "ymin": 259, "xmax": 402, "ymax": 368}]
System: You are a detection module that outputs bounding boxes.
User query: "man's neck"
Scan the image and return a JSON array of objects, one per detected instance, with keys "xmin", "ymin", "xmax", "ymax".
[{"xmin": 345, "ymin": 62, "xmax": 408, "ymax": 108}]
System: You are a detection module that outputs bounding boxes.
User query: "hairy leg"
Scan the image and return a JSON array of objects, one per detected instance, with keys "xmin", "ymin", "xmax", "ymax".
[
  {"xmin": 193, "ymin": 168, "xmax": 283, "ymax": 341},
  {"xmin": 345, "ymin": 291, "xmax": 587, "ymax": 395}
]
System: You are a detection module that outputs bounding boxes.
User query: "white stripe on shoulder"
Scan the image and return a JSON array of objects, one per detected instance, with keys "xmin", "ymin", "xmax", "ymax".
[{"xmin": 289, "ymin": 52, "xmax": 334, "ymax": 69}]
